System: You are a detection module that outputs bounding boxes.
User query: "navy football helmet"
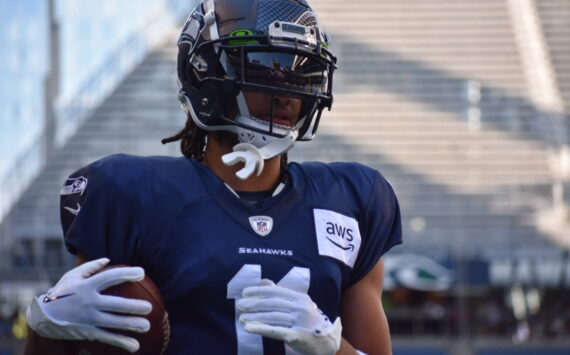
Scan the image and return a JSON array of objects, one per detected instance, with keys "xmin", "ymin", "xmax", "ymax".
[{"xmin": 176, "ymin": 0, "xmax": 336, "ymax": 174}]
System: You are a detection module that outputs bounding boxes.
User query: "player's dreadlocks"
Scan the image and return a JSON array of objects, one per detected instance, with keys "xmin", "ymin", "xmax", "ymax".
[
  {"xmin": 162, "ymin": 116, "xmax": 288, "ymax": 171},
  {"xmin": 162, "ymin": 115, "xmax": 207, "ymax": 162}
]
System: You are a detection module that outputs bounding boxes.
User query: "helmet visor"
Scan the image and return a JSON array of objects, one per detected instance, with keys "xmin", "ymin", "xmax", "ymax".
[{"xmin": 227, "ymin": 49, "xmax": 329, "ymax": 96}]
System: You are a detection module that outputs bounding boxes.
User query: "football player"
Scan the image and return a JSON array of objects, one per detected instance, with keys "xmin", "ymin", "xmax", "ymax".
[{"xmin": 25, "ymin": 0, "xmax": 402, "ymax": 354}]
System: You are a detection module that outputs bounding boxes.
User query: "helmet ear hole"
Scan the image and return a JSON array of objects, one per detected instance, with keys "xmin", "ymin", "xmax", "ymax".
[{"xmin": 188, "ymin": 83, "xmax": 222, "ymax": 125}]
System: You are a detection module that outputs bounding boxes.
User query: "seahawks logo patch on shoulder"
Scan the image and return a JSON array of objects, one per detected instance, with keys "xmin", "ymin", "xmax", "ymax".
[{"xmin": 60, "ymin": 176, "xmax": 88, "ymax": 196}]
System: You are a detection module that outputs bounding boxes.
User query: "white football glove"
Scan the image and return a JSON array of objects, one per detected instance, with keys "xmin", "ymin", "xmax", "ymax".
[
  {"xmin": 237, "ymin": 279, "xmax": 342, "ymax": 355},
  {"xmin": 26, "ymin": 258, "xmax": 153, "ymax": 353}
]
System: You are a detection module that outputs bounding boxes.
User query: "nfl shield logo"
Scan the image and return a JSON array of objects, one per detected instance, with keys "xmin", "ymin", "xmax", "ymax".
[{"xmin": 249, "ymin": 216, "xmax": 273, "ymax": 237}]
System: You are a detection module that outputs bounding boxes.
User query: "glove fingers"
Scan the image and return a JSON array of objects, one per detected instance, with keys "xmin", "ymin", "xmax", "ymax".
[
  {"xmin": 89, "ymin": 327, "xmax": 141, "ymax": 353},
  {"xmin": 240, "ymin": 311, "xmax": 296, "ymax": 327},
  {"xmin": 89, "ymin": 267, "xmax": 145, "ymax": 291},
  {"xmin": 242, "ymin": 285, "xmax": 296, "ymax": 299},
  {"xmin": 259, "ymin": 279, "xmax": 276, "ymax": 286},
  {"xmin": 97, "ymin": 295, "xmax": 152, "ymax": 315},
  {"xmin": 93, "ymin": 312, "xmax": 150, "ymax": 333},
  {"xmin": 237, "ymin": 298, "xmax": 293, "ymax": 313},
  {"xmin": 68, "ymin": 258, "xmax": 110, "ymax": 278},
  {"xmin": 243, "ymin": 322, "xmax": 296, "ymax": 342}
]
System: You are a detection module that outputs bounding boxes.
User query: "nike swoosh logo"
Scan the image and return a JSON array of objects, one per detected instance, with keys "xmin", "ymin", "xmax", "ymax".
[
  {"xmin": 325, "ymin": 237, "xmax": 354, "ymax": 251},
  {"xmin": 64, "ymin": 203, "xmax": 81, "ymax": 216},
  {"xmin": 43, "ymin": 293, "xmax": 76, "ymax": 303}
]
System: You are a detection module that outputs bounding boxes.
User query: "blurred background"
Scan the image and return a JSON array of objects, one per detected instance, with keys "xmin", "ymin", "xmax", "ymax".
[{"xmin": 0, "ymin": 0, "xmax": 569, "ymax": 354}]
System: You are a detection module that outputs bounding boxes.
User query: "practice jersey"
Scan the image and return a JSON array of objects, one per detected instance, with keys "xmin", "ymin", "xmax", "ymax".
[{"xmin": 60, "ymin": 154, "xmax": 402, "ymax": 355}]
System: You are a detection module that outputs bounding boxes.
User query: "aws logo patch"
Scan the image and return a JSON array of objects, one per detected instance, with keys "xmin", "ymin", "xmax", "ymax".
[
  {"xmin": 324, "ymin": 222, "xmax": 355, "ymax": 251},
  {"xmin": 313, "ymin": 209, "xmax": 361, "ymax": 268}
]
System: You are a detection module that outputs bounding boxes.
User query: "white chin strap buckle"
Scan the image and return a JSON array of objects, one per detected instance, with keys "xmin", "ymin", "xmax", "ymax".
[{"xmin": 222, "ymin": 143, "xmax": 265, "ymax": 180}]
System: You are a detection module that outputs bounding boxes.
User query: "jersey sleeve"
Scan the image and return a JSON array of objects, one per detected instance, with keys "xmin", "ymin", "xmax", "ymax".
[
  {"xmin": 60, "ymin": 162, "xmax": 141, "ymax": 264},
  {"xmin": 347, "ymin": 172, "xmax": 402, "ymax": 287}
]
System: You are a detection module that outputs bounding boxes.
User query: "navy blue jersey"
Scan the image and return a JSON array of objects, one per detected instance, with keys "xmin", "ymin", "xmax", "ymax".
[{"xmin": 60, "ymin": 154, "xmax": 402, "ymax": 354}]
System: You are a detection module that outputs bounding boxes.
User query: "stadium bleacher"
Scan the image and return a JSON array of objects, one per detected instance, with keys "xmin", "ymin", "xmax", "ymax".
[
  {"xmin": 535, "ymin": 0, "xmax": 570, "ymax": 112},
  {"xmin": 293, "ymin": 0, "xmax": 558, "ymax": 258}
]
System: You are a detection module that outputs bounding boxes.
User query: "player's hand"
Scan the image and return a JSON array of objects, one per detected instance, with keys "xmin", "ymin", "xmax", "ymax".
[
  {"xmin": 25, "ymin": 258, "xmax": 152, "ymax": 353},
  {"xmin": 237, "ymin": 279, "xmax": 342, "ymax": 355}
]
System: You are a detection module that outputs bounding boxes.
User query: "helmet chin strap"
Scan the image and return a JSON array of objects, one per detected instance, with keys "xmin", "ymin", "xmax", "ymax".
[{"xmin": 221, "ymin": 130, "xmax": 298, "ymax": 180}]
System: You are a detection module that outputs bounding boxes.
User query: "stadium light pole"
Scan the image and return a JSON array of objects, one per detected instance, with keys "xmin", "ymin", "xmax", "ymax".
[
  {"xmin": 44, "ymin": 0, "xmax": 59, "ymax": 162},
  {"xmin": 35, "ymin": 0, "xmax": 60, "ymax": 272}
]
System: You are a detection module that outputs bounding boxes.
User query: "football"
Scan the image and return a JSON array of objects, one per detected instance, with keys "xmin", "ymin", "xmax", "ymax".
[
  {"xmin": 73, "ymin": 264, "xmax": 170, "ymax": 355},
  {"xmin": 24, "ymin": 264, "xmax": 170, "ymax": 355}
]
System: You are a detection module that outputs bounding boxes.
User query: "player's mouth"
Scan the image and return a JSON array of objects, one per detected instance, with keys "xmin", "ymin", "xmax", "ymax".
[{"xmin": 259, "ymin": 114, "xmax": 293, "ymax": 127}]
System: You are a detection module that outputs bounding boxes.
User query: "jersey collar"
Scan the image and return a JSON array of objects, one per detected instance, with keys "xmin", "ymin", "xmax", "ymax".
[{"xmin": 188, "ymin": 159, "xmax": 306, "ymax": 237}]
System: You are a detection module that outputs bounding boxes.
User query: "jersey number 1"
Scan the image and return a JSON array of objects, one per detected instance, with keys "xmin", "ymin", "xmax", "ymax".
[{"xmin": 227, "ymin": 264, "xmax": 310, "ymax": 355}]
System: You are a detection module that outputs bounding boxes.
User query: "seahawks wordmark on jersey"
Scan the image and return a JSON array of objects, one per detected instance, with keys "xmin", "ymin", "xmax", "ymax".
[{"xmin": 60, "ymin": 154, "xmax": 402, "ymax": 354}]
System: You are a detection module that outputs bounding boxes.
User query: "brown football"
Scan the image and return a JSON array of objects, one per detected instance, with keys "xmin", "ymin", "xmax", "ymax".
[{"xmin": 24, "ymin": 264, "xmax": 170, "ymax": 355}]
